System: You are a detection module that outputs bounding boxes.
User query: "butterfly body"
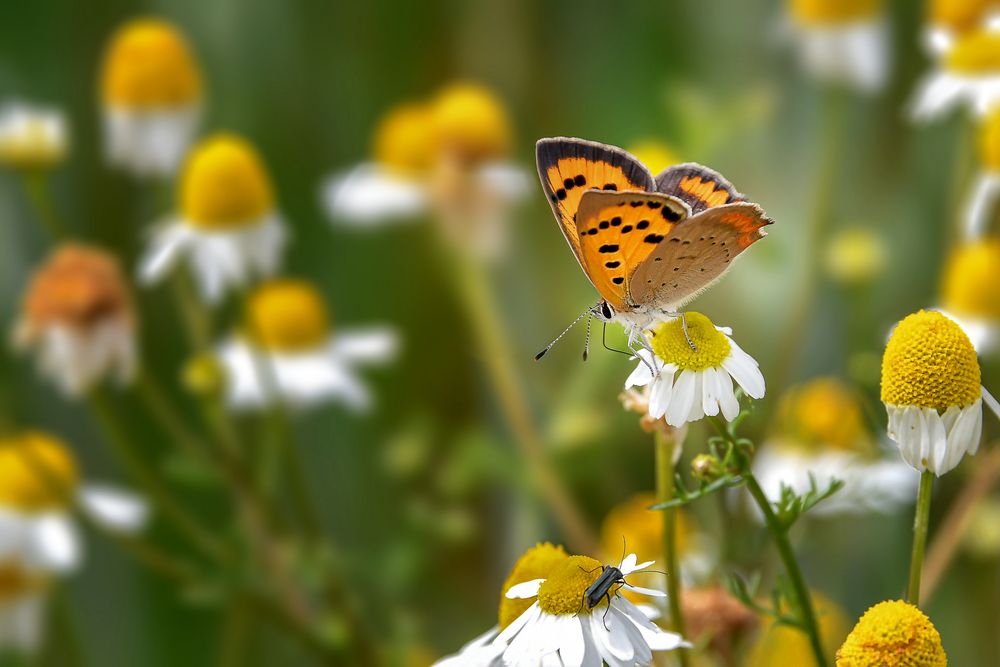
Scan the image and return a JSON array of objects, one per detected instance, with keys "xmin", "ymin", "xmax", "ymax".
[{"xmin": 536, "ymin": 137, "xmax": 772, "ymax": 342}]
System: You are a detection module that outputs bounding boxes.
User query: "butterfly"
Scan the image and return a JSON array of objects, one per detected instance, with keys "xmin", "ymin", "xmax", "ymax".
[{"xmin": 534, "ymin": 137, "xmax": 772, "ymax": 358}]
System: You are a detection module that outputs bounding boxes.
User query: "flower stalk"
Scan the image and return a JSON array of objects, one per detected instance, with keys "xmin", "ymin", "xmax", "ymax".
[
  {"xmin": 908, "ymin": 471, "xmax": 935, "ymax": 606},
  {"xmin": 654, "ymin": 429, "xmax": 689, "ymax": 667}
]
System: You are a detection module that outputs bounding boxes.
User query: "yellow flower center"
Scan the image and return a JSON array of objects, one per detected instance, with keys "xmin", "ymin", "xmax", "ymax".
[
  {"xmin": 946, "ymin": 30, "xmax": 1000, "ymax": 73},
  {"xmin": 650, "ymin": 312, "xmax": 731, "ymax": 371},
  {"xmin": 789, "ymin": 0, "xmax": 885, "ymax": 25},
  {"xmin": 101, "ymin": 18, "xmax": 202, "ymax": 108},
  {"xmin": 180, "ymin": 134, "xmax": 274, "ymax": 228},
  {"xmin": 836, "ymin": 600, "xmax": 947, "ymax": 667},
  {"xmin": 246, "ymin": 280, "xmax": 330, "ymax": 353},
  {"xmin": 627, "ymin": 140, "xmax": 680, "ymax": 175},
  {"xmin": 941, "ymin": 239, "xmax": 1000, "ymax": 319},
  {"xmin": 881, "ymin": 311, "xmax": 981, "ymax": 410},
  {"xmin": 0, "ymin": 562, "xmax": 47, "ymax": 603},
  {"xmin": 498, "ymin": 543, "xmax": 569, "ymax": 630},
  {"xmin": 824, "ymin": 227, "xmax": 886, "ymax": 285},
  {"xmin": 929, "ymin": 0, "xmax": 999, "ymax": 33},
  {"xmin": 775, "ymin": 378, "xmax": 872, "ymax": 453},
  {"xmin": 430, "ymin": 83, "xmax": 511, "ymax": 166},
  {"xmin": 373, "ymin": 102, "xmax": 436, "ymax": 175},
  {"xmin": 537, "ymin": 556, "xmax": 604, "ymax": 616},
  {"xmin": 0, "ymin": 432, "xmax": 79, "ymax": 512}
]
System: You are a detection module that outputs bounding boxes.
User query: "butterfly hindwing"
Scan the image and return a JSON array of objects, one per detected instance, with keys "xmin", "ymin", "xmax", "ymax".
[
  {"xmin": 655, "ymin": 163, "xmax": 745, "ymax": 215},
  {"xmin": 575, "ymin": 190, "xmax": 690, "ymax": 310},
  {"xmin": 536, "ymin": 138, "xmax": 655, "ymax": 268},
  {"xmin": 630, "ymin": 202, "xmax": 772, "ymax": 310}
]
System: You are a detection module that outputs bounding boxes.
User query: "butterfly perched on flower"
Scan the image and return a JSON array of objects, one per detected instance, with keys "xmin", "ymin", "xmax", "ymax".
[{"xmin": 534, "ymin": 137, "xmax": 772, "ymax": 356}]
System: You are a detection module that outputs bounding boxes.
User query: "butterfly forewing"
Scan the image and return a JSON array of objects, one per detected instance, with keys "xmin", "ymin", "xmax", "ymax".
[
  {"xmin": 655, "ymin": 163, "xmax": 745, "ymax": 215},
  {"xmin": 630, "ymin": 202, "xmax": 771, "ymax": 310},
  {"xmin": 536, "ymin": 138, "xmax": 655, "ymax": 269},
  {"xmin": 575, "ymin": 190, "xmax": 690, "ymax": 310}
]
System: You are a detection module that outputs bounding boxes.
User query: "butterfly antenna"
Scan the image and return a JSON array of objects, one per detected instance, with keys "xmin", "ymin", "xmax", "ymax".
[
  {"xmin": 535, "ymin": 309, "xmax": 590, "ymax": 361},
  {"xmin": 582, "ymin": 314, "xmax": 593, "ymax": 361}
]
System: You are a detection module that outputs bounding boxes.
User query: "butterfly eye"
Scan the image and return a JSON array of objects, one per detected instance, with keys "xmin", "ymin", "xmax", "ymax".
[{"xmin": 601, "ymin": 302, "xmax": 614, "ymax": 320}]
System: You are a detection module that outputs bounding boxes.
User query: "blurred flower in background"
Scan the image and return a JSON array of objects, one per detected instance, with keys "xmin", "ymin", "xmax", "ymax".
[
  {"xmin": 0, "ymin": 103, "xmax": 67, "ymax": 171},
  {"xmin": 323, "ymin": 82, "xmax": 529, "ymax": 260},
  {"xmin": 940, "ymin": 238, "xmax": 1000, "ymax": 351},
  {"xmin": 963, "ymin": 107, "xmax": 1000, "ymax": 238},
  {"xmin": 626, "ymin": 313, "xmax": 765, "ymax": 428},
  {"xmin": 835, "ymin": 600, "xmax": 947, "ymax": 666},
  {"xmin": 912, "ymin": 26, "xmax": 1000, "ymax": 120},
  {"xmin": 13, "ymin": 244, "xmax": 137, "ymax": 397},
  {"xmin": 100, "ymin": 18, "xmax": 203, "ymax": 177},
  {"xmin": 216, "ymin": 279, "xmax": 397, "ymax": 411},
  {"xmin": 881, "ymin": 310, "xmax": 995, "ymax": 476},
  {"xmin": 784, "ymin": 0, "xmax": 890, "ymax": 92},
  {"xmin": 625, "ymin": 140, "xmax": 681, "ymax": 175},
  {"xmin": 747, "ymin": 591, "xmax": 849, "ymax": 667},
  {"xmin": 924, "ymin": 0, "xmax": 1000, "ymax": 57},
  {"xmin": 680, "ymin": 586, "xmax": 758, "ymax": 665},
  {"xmin": 139, "ymin": 133, "xmax": 287, "ymax": 302},
  {"xmin": 753, "ymin": 378, "xmax": 914, "ymax": 516},
  {"xmin": 823, "ymin": 226, "xmax": 887, "ymax": 286},
  {"xmin": 0, "ymin": 562, "xmax": 49, "ymax": 654}
]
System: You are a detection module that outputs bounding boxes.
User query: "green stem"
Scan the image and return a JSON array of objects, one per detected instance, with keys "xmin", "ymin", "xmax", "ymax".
[
  {"xmin": 654, "ymin": 431, "xmax": 689, "ymax": 667},
  {"xmin": 50, "ymin": 585, "xmax": 87, "ymax": 667},
  {"xmin": 744, "ymin": 472, "xmax": 828, "ymax": 667},
  {"xmin": 907, "ymin": 471, "xmax": 935, "ymax": 606},
  {"xmin": 218, "ymin": 598, "xmax": 254, "ymax": 667},
  {"xmin": 21, "ymin": 170, "xmax": 68, "ymax": 241},
  {"xmin": 170, "ymin": 269, "xmax": 213, "ymax": 352}
]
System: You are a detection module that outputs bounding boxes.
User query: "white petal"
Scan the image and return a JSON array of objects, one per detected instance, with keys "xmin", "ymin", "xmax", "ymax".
[
  {"xmin": 665, "ymin": 370, "xmax": 696, "ymax": 427},
  {"xmin": 322, "ymin": 163, "xmax": 428, "ymax": 224},
  {"xmin": 27, "ymin": 514, "xmax": 80, "ymax": 573},
  {"xmin": 328, "ymin": 328, "xmax": 399, "ymax": 365},
  {"xmin": 79, "ymin": 485, "xmax": 149, "ymax": 532},
  {"xmin": 505, "ymin": 579, "xmax": 545, "ymax": 599},
  {"xmin": 622, "ymin": 584, "xmax": 666, "ymax": 598},
  {"xmin": 721, "ymin": 342, "xmax": 765, "ymax": 399},
  {"xmin": 619, "ymin": 553, "xmax": 637, "ymax": 573}
]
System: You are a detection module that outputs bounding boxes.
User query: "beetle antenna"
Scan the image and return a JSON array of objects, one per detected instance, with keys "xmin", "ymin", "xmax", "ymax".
[{"xmin": 535, "ymin": 308, "xmax": 590, "ymax": 361}]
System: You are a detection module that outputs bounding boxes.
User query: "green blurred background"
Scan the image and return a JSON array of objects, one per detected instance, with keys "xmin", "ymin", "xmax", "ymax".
[{"xmin": 1, "ymin": 0, "xmax": 998, "ymax": 664}]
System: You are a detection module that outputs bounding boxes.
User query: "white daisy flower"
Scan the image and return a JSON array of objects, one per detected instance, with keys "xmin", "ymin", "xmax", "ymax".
[
  {"xmin": 923, "ymin": 0, "xmax": 1000, "ymax": 57},
  {"xmin": 625, "ymin": 312, "xmax": 765, "ymax": 428},
  {"xmin": 216, "ymin": 279, "xmax": 397, "ymax": 412},
  {"xmin": 13, "ymin": 245, "xmax": 137, "ymax": 397},
  {"xmin": 0, "ymin": 102, "xmax": 67, "ymax": 170},
  {"xmin": 881, "ymin": 311, "xmax": 1000, "ymax": 476},
  {"xmin": 911, "ymin": 29, "xmax": 1000, "ymax": 121},
  {"xmin": 323, "ymin": 83, "xmax": 529, "ymax": 261},
  {"xmin": 138, "ymin": 134, "xmax": 287, "ymax": 303},
  {"xmin": 939, "ymin": 239, "xmax": 1000, "ymax": 354},
  {"xmin": 99, "ymin": 18, "xmax": 203, "ymax": 177},
  {"xmin": 0, "ymin": 431, "xmax": 148, "ymax": 575},
  {"xmin": 784, "ymin": 0, "xmax": 890, "ymax": 93}
]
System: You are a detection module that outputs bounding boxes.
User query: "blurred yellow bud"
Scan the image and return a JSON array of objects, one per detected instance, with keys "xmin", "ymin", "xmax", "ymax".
[
  {"xmin": 963, "ymin": 496, "xmax": 1000, "ymax": 558},
  {"xmin": 789, "ymin": 0, "xmax": 885, "ymax": 25},
  {"xmin": 928, "ymin": 0, "xmax": 1000, "ymax": 33},
  {"xmin": 824, "ymin": 226, "xmax": 886, "ymax": 285},
  {"xmin": 946, "ymin": 30, "xmax": 1000, "ymax": 73},
  {"xmin": 180, "ymin": 134, "xmax": 275, "ymax": 228},
  {"xmin": 774, "ymin": 378, "xmax": 873, "ymax": 454},
  {"xmin": 430, "ymin": 83, "xmax": 511, "ymax": 165},
  {"xmin": 101, "ymin": 18, "xmax": 202, "ymax": 108},
  {"xmin": 0, "ymin": 432, "xmax": 78, "ymax": 511},
  {"xmin": 941, "ymin": 238, "xmax": 1000, "ymax": 321},
  {"xmin": 748, "ymin": 591, "xmax": 850, "ymax": 667},
  {"xmin": 182, "ymin": 354, "xmax": 226, "ymax": 397},
  {"xmin": 373, "ymin": 102, "xmax": 436, "ymax": 174},
  {"xmin": 627, "ymin": 140, "xmax": 681, "ymax": 174},
  {"xmin": 247, "ymin": 279, "xmax": 331, "ymax": 352}
]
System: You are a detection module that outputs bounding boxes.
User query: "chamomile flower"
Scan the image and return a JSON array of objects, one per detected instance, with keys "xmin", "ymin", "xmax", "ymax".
[
  {"xmin": 323, "ymin": 83, "xmax": 529, "ymax": 260},
  {"xmin": 625, "ymin": 312, "xmax": 765, "ymax": 428},
  {"xmin": 753, "ymin": 378, "xmax": 915, "ymax": 516},
  {"xmin": 924, "ymin": 0, "xmax": 1000, "ymax": 57},
  {"xmin": 785, "ymin": 0, "xmax": 891, "ymax": 93},
  {"xmin": 0, "ymin": 103, "xmax": 67, "ymax": 170},
  {"xmin": 963, "ymin": 108, "xmax": 1000, "ymax": 239},
  {"xmin": 13, "ymin": 245, "xmax": 137, "ymax": 397},
  {"xmin": 881, "ymin": 310, "xmax": 1000, "ymax": 476},
  {"xmin": 139, "ymin": 134, "xmax": 287, "ymax": 303},
  {"xmin": 0, "ymin": 431, "xmax": 147, "ymax": 574},
  {"xmin": 0, "ymin": 562, "xmax": 49, "ymax": 653},
  {"xmin": 835, "ymin": 600, "xmax": 947, "ymax": 666},
  {"xmin": 748, "ymin": 591, "xmax": 849, "ymax": 667},
  {"xmin": 912, "ymin": 28, "xmax": 1000, "ymax": 120},
  {"xmin": 940, "ymin": 238, "xmax": 1000, "ymax": 352},
  {"xmin": 216, "ymin": 279, "xmax": 397, "ymax": 411},
  {"xmin": 100, "ymin": 18, "xmax": 203, "ymax": 176}
]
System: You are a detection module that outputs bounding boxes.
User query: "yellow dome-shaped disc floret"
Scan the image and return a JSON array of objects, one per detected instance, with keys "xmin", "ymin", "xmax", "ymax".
[
  {"xmin": 498, "ymin": 543, "xmax": 569, "ymax": 630},
  {"xmin": 627, "ymin": 140, "xmax": 680, "ymax": 175},
  {"xmin": 101, "ymin": 18, "xmax": 202, "ymax": 108},
  {"xmin": 537, "ymin": 556, "xmax": 604, "ymax": 616},
  {"xmin": 247, "ymin": 279, "xmax": 330, "ymax": 353},
  {"xmin": 836, "ymin": 600, "xmax": 947, "ymax": 666},
  {"xmin": 946, "ymin": 30, "xmax": 1000, "ymax": 73},
  {"xmin": 180, "ymin": 134, "xmax": 274, "ymax": 229},
  {"xmin": 0, "ymin": 432, "xmax": 78, "ymax": 511},
  {"xmin": 651, "ymin": 312, "xmax": 731, "ymax": 371},
  {"xmin": 789, "ymin": 0, "xmax": 885, "ymax": 25},
  {"xmin": 430, "ymin": 83, "xmax": 511, "ymax": 165},
  {"xmin": 373, "ymin": 102, "xmax": 436, "ymax": 175},
  {"xmin": 881, "ymin": 311, "xmax": 981, "ymax": 411},
  {"xmin": 929, "ymin": 0, "xmax": 999, "ymax": 33},
  {"xmin": 942, "ymin": 239, "xmax": 1000, "ymax": 320},
  {"xmin": 776, "ymin": 378, "xmax": 872, "ymax": 453}
]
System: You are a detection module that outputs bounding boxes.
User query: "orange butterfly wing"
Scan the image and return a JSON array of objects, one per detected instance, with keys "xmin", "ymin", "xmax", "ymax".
[
  {"xmin": 655, "ymin": 163, "xmax": 745, "ymax": 214},
  {"xmin": 536, "ymin": 138, "xmax": 655, "ymax": 271},
  {"xmin": 574, "ymin": 191, "xmax": 690, "ymax": 310}
]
